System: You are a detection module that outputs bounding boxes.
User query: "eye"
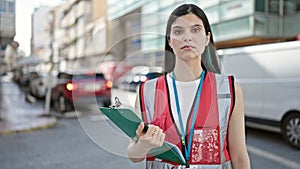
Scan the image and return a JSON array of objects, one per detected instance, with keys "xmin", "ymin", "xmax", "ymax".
[
  {"xmin": 191, "ymin": 27, "xmax": 201, "ymax": 33},
  {"xmin": 172, "ymin": 29, "xmax": 183, "ymax": 35}
]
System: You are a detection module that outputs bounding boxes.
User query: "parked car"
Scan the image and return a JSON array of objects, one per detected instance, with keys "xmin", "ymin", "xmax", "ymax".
[
  {"xmin": 0, "ymin": 62, "xmax": 7, "ymax": 76},
  {"xmin": 29, "ymin": 73, "xmax": 48, "ymax": 98},
  {"xmin": 221, "ymin": 41, "xmax": 300, "ymax": 149},
  {"xmin": 116, "ymin": 66, "xmax": 164, "ymax": 92},
  {"xmin": 51, "ymin": 72, "xmax": 112, "ymax": 113},
  {"xmin": 18, "ymin": 71, "xmax": 39, "ymax": 88}
]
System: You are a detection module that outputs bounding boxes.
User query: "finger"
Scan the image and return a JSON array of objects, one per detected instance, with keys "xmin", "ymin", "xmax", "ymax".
[
  {"xmin": 136, "ymin": 122, "xmax": 144, "ymax": 137},
  {"xmin": 145, "ymin": 125, "xmax": 157, "ymax": 137},
  {"xmin": 152, "ymin": 128, "xmax": 162, "ymax": 137},
  {"xmin": 140, "ymin": 127, "xmax": 165, "ymax": 148},
  {"xmin": 158, "ymin": 133, "xmax": 166, "ymax": 147},
  {"xmin": 151, "ymin": 129, "xmax": 164, "ymax": 147}
]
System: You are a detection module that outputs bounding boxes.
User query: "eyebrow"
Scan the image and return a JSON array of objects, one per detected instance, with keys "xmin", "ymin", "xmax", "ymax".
[
  {"xmin": 193, "ymin": 24, "xmax": 204, "ymax": 28},
  {"xmin": 171, "ymin": 24, "xmax": 204, "ymax": 29},
  {"xmin": 171, "ymin": 26, "xmax": 182, "ymax": 29}
]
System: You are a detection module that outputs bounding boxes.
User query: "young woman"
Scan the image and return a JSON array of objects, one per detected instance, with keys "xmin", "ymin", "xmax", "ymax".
[{"xmin": 127, "ymin": 4, "xmax": 251, "ymax": 169}]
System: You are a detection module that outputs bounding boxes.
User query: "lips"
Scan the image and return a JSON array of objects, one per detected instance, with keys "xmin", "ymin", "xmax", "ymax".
[{"xmin": 181, "ymin": 45, "xmax": 195, "ymax": 49}]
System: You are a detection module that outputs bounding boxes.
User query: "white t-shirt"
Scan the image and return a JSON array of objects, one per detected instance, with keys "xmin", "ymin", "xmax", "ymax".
[{"xmin": 166, "ymin": 74, "xmax": 201, "ymax": 132}]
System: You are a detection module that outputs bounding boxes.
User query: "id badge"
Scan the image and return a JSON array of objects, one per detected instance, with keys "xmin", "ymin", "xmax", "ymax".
[{"xmin": 191, "ymin": 128, "xmax": 220, "ymax": 164}]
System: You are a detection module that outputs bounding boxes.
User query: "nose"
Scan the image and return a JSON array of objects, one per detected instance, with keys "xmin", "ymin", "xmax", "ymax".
[{"xmin": 183, "ymin": 34, "xmax": 192, "ymax": 42}]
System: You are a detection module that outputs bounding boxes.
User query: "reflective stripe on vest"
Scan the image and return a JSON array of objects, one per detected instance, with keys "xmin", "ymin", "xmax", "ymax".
[
  {"xmin": 146, "ymin": 160, "xmax": 233, "ymax": 169},
  {"xmin": 140, "ymin": 72, "xmax": 235, "ymax": 169}
]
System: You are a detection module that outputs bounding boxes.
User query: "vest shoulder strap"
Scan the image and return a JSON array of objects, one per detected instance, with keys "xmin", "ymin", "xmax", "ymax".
[
  {"xmin": 215, "ymin": 74, "xmax": 235, "ymax": 114},
  {"xmin": 140, "ymin": 77, "xmax": 160, "ymax": 124},
  {"xmin": 215, "ymin": 74, "xmax": 234, "ymax": 93}
]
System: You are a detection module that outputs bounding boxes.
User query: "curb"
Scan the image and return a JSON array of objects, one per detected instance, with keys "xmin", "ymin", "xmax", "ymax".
[{"xmin": 0, "ymin": 117, "xmax": 58, "ymax": 135}]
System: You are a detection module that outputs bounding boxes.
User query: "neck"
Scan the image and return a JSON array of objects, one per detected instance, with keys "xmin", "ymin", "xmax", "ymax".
[{"xmin": 173, "ymin": 59, "xmax": 203, "ymax": 81}]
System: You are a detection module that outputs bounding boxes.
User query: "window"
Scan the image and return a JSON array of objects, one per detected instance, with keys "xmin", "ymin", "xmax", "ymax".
[
  {"xmin": 255, "ymin": 0, "xmax": 265, "ymax": 12},
  {"xmin": 284, "ymin": 0, "xmax": 300, "ymax": 15},
  {"xmin": 0, "ymin": 0, "xmax": 15, "ymax": 14},
  {"xmin": 0, "ymin": 0, "xmax": 4, "ymax": 13},
  {"xmin": 220, "ymin": 0, "xmax": 253, "ymax": 21},
  {"xmin": 58, "ymin": 73, "xmax": 72, "ymax": 79},
  {"xmin": 269, "ymin": 0, "xmax": 280, "ymax": 15},
  {"xmin": 8, "ymin": 1, "xmax": 14, "ymax": 13},
  {"xmin": 205, "ymin": 6, "xmax": 219, "ymax": 24}
]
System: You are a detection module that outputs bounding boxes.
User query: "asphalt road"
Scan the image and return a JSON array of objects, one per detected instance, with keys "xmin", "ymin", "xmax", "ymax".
[
  {"xmin": 246, "ymin": 128, "xmax": 300, "ymax": 169},
  {"xmin": 0, "ymin": 117, "xmax": 145, "ymax": 169}
]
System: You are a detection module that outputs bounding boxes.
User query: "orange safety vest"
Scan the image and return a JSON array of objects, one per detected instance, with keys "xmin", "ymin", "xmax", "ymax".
[{"xmin": 139, "ymin": 72, "xmax": 235, "ymax": 169}]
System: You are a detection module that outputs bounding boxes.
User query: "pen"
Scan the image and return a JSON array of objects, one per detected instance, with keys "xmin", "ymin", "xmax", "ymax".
[{"xmin": 142, "ymin": 122, "xmax": 148, "ymax": 133}]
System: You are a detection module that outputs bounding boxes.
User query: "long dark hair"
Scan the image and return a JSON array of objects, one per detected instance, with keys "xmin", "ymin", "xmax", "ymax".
[{"xmin": 164, "ymin": 4, "xmax": 221, "ymax": 74}]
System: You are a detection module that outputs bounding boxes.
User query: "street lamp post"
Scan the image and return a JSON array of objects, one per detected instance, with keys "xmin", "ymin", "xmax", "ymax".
[{"xmin": 43, "ymin": 9, "xmax": 55, "ymax": 116}]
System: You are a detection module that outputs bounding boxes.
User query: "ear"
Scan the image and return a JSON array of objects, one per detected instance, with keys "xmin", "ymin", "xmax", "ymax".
[
  {"xmin": 205, "ymin": 32, "xmax": 211, "ymax": 46},
  {"xmin": 168, "ymin": 37, "xmax": 173, "ymax": 49}
]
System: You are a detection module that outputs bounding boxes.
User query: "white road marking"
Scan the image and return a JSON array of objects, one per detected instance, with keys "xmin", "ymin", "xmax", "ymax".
[
  {"xmin": 247, "ymin": 145, "xmax": 300, "ymax": 169},
  {"xmin": 89, "ymin": 115, "xmax": 107, "ymax": 121}
]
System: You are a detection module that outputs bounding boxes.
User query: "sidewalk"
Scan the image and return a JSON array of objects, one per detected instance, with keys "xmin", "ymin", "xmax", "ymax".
[{"xmin": 0, "ymin": 75, "xmax": 57, "ymax": 135}]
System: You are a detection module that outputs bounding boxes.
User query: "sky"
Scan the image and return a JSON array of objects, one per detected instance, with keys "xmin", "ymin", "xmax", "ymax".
[{"xmin": 14, "ymin": 0, "xmax": 64, "ymax": 56}]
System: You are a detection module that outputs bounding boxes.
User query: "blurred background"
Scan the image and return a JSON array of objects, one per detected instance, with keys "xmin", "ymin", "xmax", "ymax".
[
  {"xmin": 0, "ymin": 0, "xmax": 299, "ymax": 169},
  {"xmin": 2, "ymin": 0, "xmax": 300, "ymax": 78}
]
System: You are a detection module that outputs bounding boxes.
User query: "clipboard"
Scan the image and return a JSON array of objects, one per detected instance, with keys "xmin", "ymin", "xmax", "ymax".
[{"xmin": 99, "ymin": 106, "xmax": 186, "ymax": 165}]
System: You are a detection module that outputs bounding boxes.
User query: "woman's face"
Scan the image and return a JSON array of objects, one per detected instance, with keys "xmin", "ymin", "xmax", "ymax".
[{"xmin": 169, "ymin": 13, "xmax": 210, "ymax": 63}]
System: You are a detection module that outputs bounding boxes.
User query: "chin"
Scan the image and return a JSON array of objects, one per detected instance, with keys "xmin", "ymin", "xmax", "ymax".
[{"xmin": 179, "ymin": 53, "xmax": 199, "ymax": 62}]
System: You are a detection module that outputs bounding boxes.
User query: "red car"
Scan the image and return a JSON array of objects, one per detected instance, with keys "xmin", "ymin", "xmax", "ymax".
[{"xmin": 51, "ymin": 72, "xmax": 112, "ymax": 113}]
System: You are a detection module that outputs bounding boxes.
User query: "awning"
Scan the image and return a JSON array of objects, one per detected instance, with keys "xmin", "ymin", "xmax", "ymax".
[{"xmin": 13, "ymin": 56, "xmax": 44, "ymax": 67}]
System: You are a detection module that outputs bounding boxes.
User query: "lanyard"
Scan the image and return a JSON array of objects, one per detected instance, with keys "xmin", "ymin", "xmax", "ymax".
[{"xmin": 171, "ymin": 70, "xmax": 205, "ymax": 163}]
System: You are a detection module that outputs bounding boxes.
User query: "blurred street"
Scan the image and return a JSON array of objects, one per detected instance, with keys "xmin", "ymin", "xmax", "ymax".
[
  {"xmin": 0, "ymin": 74, "xmax": 145, "ymax": 169},
  {"xmin": 0, "ymin": 74, "xmax": 299, "ymax": 169},
  {"xmin": 0, "ymin": 74, "xmax": 57, "ymax": 134}
]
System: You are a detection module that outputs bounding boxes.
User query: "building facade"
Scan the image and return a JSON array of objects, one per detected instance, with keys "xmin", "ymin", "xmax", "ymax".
[
  {"xmin": 0, "ymin": 0, "xmax": 15, "ymax": 51},
  {"xmin": 39, "ymin": 0, "xmax": 300, "ymax": 72},
  {"xmin": 31, "ymin": 6, "xmax": 52, "ymax": 61},
  {"xmin": 106, "ymin": 0, "xmax": 143, "ymax": 64},
  {"xmin": 56, "ymin": 0, "xmax": 108, "ymax": 72},
  {"xmin": 31, "ymin": 0, "xmax": 108, "ymax": 73},
  {"xmin": 107, "ymin": 0, "xmax": 300, "ymax": 66}
]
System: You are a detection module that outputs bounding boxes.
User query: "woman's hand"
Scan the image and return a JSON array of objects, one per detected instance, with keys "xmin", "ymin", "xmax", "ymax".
[
  {"xmin": 136, "ymin": 122, "xmax": 165, "ymax": 149},
  {"xmin": 127, "ymin": 122, "xmax": 165, "ymax": 162}
]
